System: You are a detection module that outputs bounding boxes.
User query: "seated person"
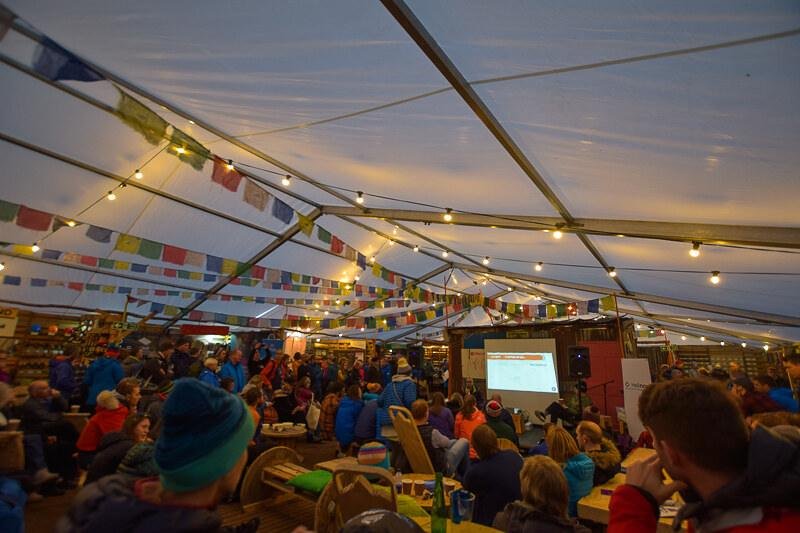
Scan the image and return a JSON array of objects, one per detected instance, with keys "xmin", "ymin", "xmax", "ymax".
[
  {"xmin": 528, "ymin": 423, "xmax": 554, "ymax": 456},
  {"xmin": 575, "ymin": 421, "xmax": 621, "ymax": 485},
  {"xmin": 114, "ymin": 378, "xmax": 141, "ymax": 412},
  {"xmin": 485, "ymin": 400, "xmax": 519, "ymax": 448},
  {"xmin": 487, "ymin": 393, "xmax": 515, "ymax": 430},
  {"xmin": 547, "ymin": 427, "xmax": 594, "ymax": 517},
  {"xmin": 731, "ymin": 376, "xmax": 781, "ymax": 417},
  {"xmin": 494, "ymin": 455, "xmax": 590, "ymax": 532},
  {"xmin": 272, "ymin": 381, "xmax": 305, "ymax": 424},
  {"xmin": 335, "ymin": 385, "xmax": 364, "ymax": 452},
  {"xmin": 410, "ymin": 399, "xmax": 470, "ymax": 479},
  {"xmin": 463, "ymin": 424, "xmax": 524, "ymax": 526},
  {"xmin": 428, "ymin": 392, "xmax": 454, "ymax": 439},
  {"xmin": 609, "ymin": 378, "xmax": 800, "ymax": 532},
  {"xmin": 376, "ymin": 358, "xmax": 417, "ymax": 440},
  {"xmin": 363, "ymin": 382, "xmax": 381, "ymax": 402},
  {"xmin": 536, "ymin": 397, "xmax": 579, "ymax": 427},
  {"xmin": 76, "ymin": 391, "xmax": 129, "ymax": 469},
  {"xmin": 454, "ymin": 395, "xmax": 486, "ymax": 460},
  {"xmin": 353, "ymin": 399, "xmax": 378, "ymax": 446},
  {"xmin": 85, "ymin": 415, "xmax": 150, "ymax": 484},
  {"xmin": 320, "ymin": 382, "xmax": 344, "ymax": 441},
  {"xmin": 446, "ymin": 392, "xmax": 463, "ymax": 418}
]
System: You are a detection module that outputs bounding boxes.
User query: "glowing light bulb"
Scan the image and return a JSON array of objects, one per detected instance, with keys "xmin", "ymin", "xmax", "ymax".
[
  {"xmin": 681, "ymin": 335, "xmax": 687, "ymax": 341},
  {"xmin": 635, "ymin": 324, "xmax": 641, "ymax": 330},
  {"xmin": 338, "ymin": 333, "xmax": 343, "ymax": 337},
  {"xmin": 369, "ymin": 256, "xmax": 376, "ymax": 264},
  {"xmin": 174, "ymin": 147, "xmax": 186, "ymax": 155},
  {"xmin": 360, "ymin": 327, "xmax": 365, "ymax": 332},
  {"xmin": 482, "ymin": 256, "xmax": 490, "ymax": 265},
  {"xmin": 507, "ymin": 287, "xmax": 513, "ymax": 292},
  {"xmin": 535, "ymin": 262, "xmax": 543, "ymax": 272},
  {"xmin": 388, "ymin": 240, "xmax": 395, "ymax": 246},
  {"xmin": 720, "ymin": 341, "xmax": 725, "ymax": 346},
  {"xmin": 741, "ymin": 342, "xmax": 747, "ymax": 348},
  {"xmin": 710, "ymin": 271, "xmax": 721, "ymax": 285},
  {"xmin": 134, "ymin": 169, "xmax": 143, "ymax": 180},
  {"xmin": 225, "ymin": 160, "xmax": 235, "ymax": 171},
  {"xmin": 335, "ymin": 299, "xmax": 341, "ymax": 305},
  {"xmin": 107, "ymin": 191, "xmax": 117, "ymax": 201},
  {"xmin": 413, "ymin": 245, "xmax": 419, "ymax": 252},
  {"xmin": 481, "ymin": 279, "xmax": 487, "ymax": 285},
  {"xmin": 324, "ymin": 310, "xmax": 329, "ymax": 315},
  {"xmin": 66, "ymin": 220, "xmax": 76, "ymax": 227},
  {"xmin": 689, "ymin": 242, "xmax": 701, "ymax": 258},
  {"xmin": 443, "ymin": 208, "xmax": 453, "ymax": 222},
  {"xmin": 0, "ymin": 262, "xmax": 5, "ymax": 271},
  {"xmin": 553, "ymin": 230, "xmax": 563, "ymax": 239},
  {"xmin": 393, "ymin": 226, "xmax": 398, "ymax": 235},
  {"xmin": 314, "ymin": 303, "xmax": 320, "ymax": 308},
  {"xmin": 31, "ymin": 243, "xmax": 40, "ymax": 253},
  {"xmin": 441, "ymin": 250, "xmax": 449, "ymax": 258},
  {"xmin": 281, "ymin": 175, "xmax": 291, "ymax": 186},
  {"xmin": 607, "ymin": 267, "xmax": 617, "ymax": 278},
  {"xmin": 700, "ymin": 336, "xmax": 706, "ymax": 342},
  {"xmin": 763, "ymin": 344, "xmax": 769, "ymax": 351},
  {"xmin": 356, "ymin": 191, "xmax": 364, "ymax": 204},
  {"xmin": 354, "ymin": 275, "xmax": 360, "ymax": 281}
]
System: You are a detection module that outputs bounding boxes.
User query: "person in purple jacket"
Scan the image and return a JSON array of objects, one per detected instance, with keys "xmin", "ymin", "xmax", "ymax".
[{"xmin": 427, "ymin": 392, "xmax": 454, "ymax": 438}]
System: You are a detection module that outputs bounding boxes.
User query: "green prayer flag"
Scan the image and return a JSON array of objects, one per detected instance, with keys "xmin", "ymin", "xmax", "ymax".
[
  {"xmin": 169, "ymin": 128, "xmax": 210, "ymax": 171},
  {"xmin": 0, "ymin": 200, "xmax": 19, "ymax": 222},
  {"xmin": 317, "ymin": 226, "xmax": 332, "ymax": 244},
  {"xmin": 115, "ymin": 88, "xmax": 168, "ymax": 146},
  {"xmin": 138, "ymin": 239, "xmax": 163, "ymax": 260},
  {"xmin": 98, "ymin": 258, "xmax": 115, "ymax": 269}
]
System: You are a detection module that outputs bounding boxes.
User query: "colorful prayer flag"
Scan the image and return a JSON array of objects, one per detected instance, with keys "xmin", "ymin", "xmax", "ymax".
[
  {"xmin": 184, "ymin": 250, "xmax": 205, "ymax": 268},
  {"xmin": 206, "ymin": 255, "xmax": 223, "ymax": 273},
  {"xmin": 137, "ymin": 239, "xmax": 163, "ymax": 260},
  {"xmin": 330, "ymin": 235, "xmax": 344, "ymax": 254},
  {"xmin": 297, "ymin": 213, "xmax": 314, "ymax": 237},
  {"xmin": 271, "ymin": 197, "xmax": 293, "ymax": 224},
  {"xmin": 115, "ymin": 88, "xmax": 168, "ymax": 145},
  {"xmin": 161, "ymin": 244, "xmax": 187, "ymax": 265},
  {"xmin": 242, "ymin": 179, "xmax": 269, "ymax": 210},
  {"xmin": 0, "ymin": 200, "xmax": 19, "ymax": 222},
  {"xmin": 317, "ymin": 226, "xmax": 332, "ymax": 244},
  {"xmin": 114, "ymin": 234, "xmax": 141, "ymax": 254},
  {"xmin": 211, "ymin": 156, "xmax": 244, "ymax": 192},
  {"xmin": 16, "ymin": 205, "xmax": 53, "ymax": 230},
  {"xmin": 85, "ymin": 225, "xmax": 112, "ymax": 243},
  {"xmin": 32, "ymin": 37, "xmax": 103, "ymax": 82},
  {"xmin": 169, "ymin": 128, "xmax": 210, "ymax": 171}
]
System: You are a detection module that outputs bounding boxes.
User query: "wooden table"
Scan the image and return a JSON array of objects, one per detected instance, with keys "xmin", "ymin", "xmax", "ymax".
[
  {"xmin": 621, "ymin": 446, "xmax": 656, "ymax": 469},
  {"xmin": 399, "ymin": 473, "xmax": 461, "ymax": 510},
  {"xmin": 261, "ymin": 426, "xmax": 306, "ymax": 450},
  {"xmin": 577, "ymin": 473, "xmax": 685, "ymax": 532},
  {"xmin": 314, "ymin": 456, "xmax": 358, "ymax": 472},
  {"xmin": 411, "ymin": 516, "xmax": 500, "ymax": 532}
]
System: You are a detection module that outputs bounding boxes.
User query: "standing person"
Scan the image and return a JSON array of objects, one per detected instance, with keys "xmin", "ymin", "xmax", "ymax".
[
  {"xmin": 411, "ymin": 399, "xmax": 470, "ymax": 479},
  {"xmin": 320, "ymin": 382, "xmax": 344, "ymax": 441},
  {"xmin": 58, "ymin": 379, "xmax": 255, "ymax": 532},
  {"xmin": 547, "ymin": 427, "xmax": 594, "ymax": 517},
  {"xmin": 186, "ymin": 343, "xmax": 205, "ymax": 378},
  {"xmin": 365, "ymin": 357, "xmax": 382, "ymax": 385},
  {"xmin": 76, "ymin": 391, "xmax": 129, "ymax": 469},
  {"xmin": 294, "ymin": 353, "xmax": 309, "ymax": 383},
  {"xmin": 575, "ymin": 421, "xmax": 621, "ymax": 485},
  {"xmin": 213, "ymin": 346, "xmax": 228, "ymax": 366},
  {"xmin": 753, "ymin": 374, "xmax": 799, "ymax": 412},
  {"xmin": 259, "ymin": 352, "xmax": 278, "ymax": 392},
  {"xmin": 121, "ymin": 346, "xmax": 145, "ymax": 378},
  {"xmin": 455, "ymin": 394, "xmax": 486, "ymax": 460},
  {"xmin": 169, "ymin": 338, "xmax": 192, "ymax": 379},
  {"xmin": 465, "ymin": 377, "xmax": 484, "ymax": 408},
  {"xmin": 335, "ymin": 385, "xmax": 364, "ymax": 453},
  {"xmin": 493, "ymin": 455, "xmax": 591, "ymax": 532},
  {"xmin": 140, "ymin": 341, "xmax": 174, "ymax": 386},
  {"xmin": 463, "ymin": 424, "xmax": 524, "ymax": 526},
  {"xmin": 198, "ymin": 358, "xmax": 220, "ymax": 388},
  {"xmin": 731, "ymin": 376, "xmax": 781, "ymax": 417},
  {"xmin": 219, "ymin": 349, "xmax": 245, "ymax": 394},
  {"xmin": 380, "ymin": 357, "xmax": 392, "ymax": 388},
  {"xmin": 485, "ymin": 400, "xmax": 519, "ymax": 448},
  {"xmin": 428, "ymin": 392, "xmax": 455, "ymax": 439},
  {"xmin": 83, "ymin": 346, "xmax": 124, "ymax": 411},
  {"xmin": 608, "ymin": 378, "xmax": 800, "ymax": 532},
  {"xmin": 728, "ymin": 361, "xmax": 747, "ymax": 382},
  {"xmin": 247, "ymin": 340, "xmax": 267, "ymax": 380},
  {"xmin": 114, "ymin": 378, "xmax": 141, "ymax": 413},
  {"xmin": 49, "ymin": 344, "xmax": 77, "ymax": 400},
  {"xmin": 309, "ymin": 356, "xmax": 324, "ymax": 399},
  {"xmin": 324, "ymin": 356, "xmax": 339, "ymax": 391},
  {"xmin": 376, "ymin": 357, "xmax": 417, "ymax": 440}
]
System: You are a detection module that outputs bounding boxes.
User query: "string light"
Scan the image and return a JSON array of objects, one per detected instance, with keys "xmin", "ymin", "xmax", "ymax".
[
  {"xmin": 369, "ymin": 255, "xmax": 376, "ymax": 264},
  {"xmin": 335, "ymin": 298, "xmax": 341, "ymax": 305},
  {"xmin": 392, "ymin": 226, "xmax": 398, "ymax": 235},
  {"xmin": 680, "ymin": 335, "xmax": 687, "ymax": 341},
  {"xmin": 174, "ymin": 147, "xmax": 186, "ymax": 155},
  {"xmin": 700, "ymin": 336, "xmax": 706, "ymax": 342},
  {"xmin": 607, "ymin": 267, "xmax": 617, "ymax": 278},
  {"xmin": 66, "ymin": 220, "xmax": 76, "ymax": 227},
  {"xmin": 481, "ymin": 279, "xmax": 487, "ymax": 285},
  {"xmin": 635, "ymin": 324, "xmax": 641, "ymax": 330},
  {"xmin": 659, "ymin": 329, "xmax": 666, "ymax": 335},
  {"xmin": 31, "ymin": 243, "xmax": 40, "ymax": 253},
  {"xmin": 360, "ymin": 327, "xmax": 365, "ymax": 332},
  {"xmin": 281, "ymin": 175, "xmax": 291, "ymax": 187},
  {"xmin": 356, "ymin": 191, "xmax": 364, "ymax": 204},
  {"xmin": 507, "ymin": 287, "xmax": 513, "ymax": 292},
  {"xmin": 388, "ymin": 240, "xmax": 395, "ymax": 246},
  {"xmin": 482, "ymin": 256, "xmax": 490, "ymax": 265},
  {"xmin": 323, "ymin": 310, "xmax": 329, "ymax": 316},
  {"xmin": 134, "ymin": 169, "xmax": 143, "ymax": 180},
  {"xmin": 338, "ymin": 333, "xmax": 343, "ymax": 337},
  {"xmin": 552, "ymin": 227, "xmax": 563, "ymax": 239},
  {"xmin": 443, "ymin": 208, "xmax": 453, "ymax": 222},
  {"xmin": 354, "ymin": 274, "xmax": 360, "ymax": 281},
  {"xmin": 720, "ymin": 341, "xmax": 725, "ymax": 346},
  {"xmin": 225, "ymin": 160, "xmax": 235, "ymax": 171},
  {"xmin": 0, "ymin": 262, "xmax": 4, "ymax": 272},
  {"xmin": 710, "ymin": 271, "xmax": 721, "ymax": 285},
  {"xmin": 763, "ymin": 344, "xmax": 769, "ymax": 352},
  {"xmin": 106, "ymin": 190, "xmax": 117, "ymax": 201},
  {"xmin": 740, "ymin": 342, "xmax": 747, "ymax": 348},
  {"xmin": 442, "ymin": 250, "xmax": 449, "ymax": 258},
  {"xmin": 689, "ymin": 242, "xmax": 701, "ymax": 258},
  {"xmin": 413, "ymin": 245, "xmax": 419, "ymax": 252},
  {"xmin": 535, "ymin": 262, "xmax": 543, "ymax": 272}
]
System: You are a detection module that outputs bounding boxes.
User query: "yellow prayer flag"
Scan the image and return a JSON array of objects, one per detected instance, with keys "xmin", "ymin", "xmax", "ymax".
[
  {"xmin": 164, "ymin": 305, "xmax": 180, "ymax": 316},
  {"xmin": 115, "ymin": 234, "xmax": 141, "ymax": 254},
  {"xmin": 102, "ymin": 286, "xmax": 115, "ymax": 293},
  {"xmin": 114, "ymin": 261, "xmax": 130, "ymax": 271},
  {"xmin": 189, "ymin": 272, "xmax": 203, "ymax": 281},
  {"xmin": 11, "ymin": 245, "xmax": 33, "ymax": 255},
  {"xmin": 297, "ymin": 213, "xmax": 314, "ymax": 237},
  {"xmin": 372, "ymin": 263, "xmax": 381, "ymax": 277},
  {"xmin": 221, "ymin": 259, "xmax": 238, "ymax": 276},
  {"xmin": 600, "ymin": 295, "xmax": 615, "ymax": 311},
  {"xmin": 226, "ymin": 315, "xmax": 239, "ymax": 325}
]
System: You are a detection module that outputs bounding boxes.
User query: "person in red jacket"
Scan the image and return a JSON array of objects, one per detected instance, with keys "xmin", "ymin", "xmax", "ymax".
[
  {"xmin": 608, "ymin": 378, "xmax": 800, "ymax": 532},
  {"xmin": 76, "ymin": 390, "xmax": 129, "ymax": 469}
]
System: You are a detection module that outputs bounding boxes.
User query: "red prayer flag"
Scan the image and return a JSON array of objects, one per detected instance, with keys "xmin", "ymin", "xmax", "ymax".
[
  {"xmin": 162, "ymin": 244, "xmax": 188, "ymax": 265},
  {"xmin": 154, "ymin": 290, "xmax": 167, "ymax": 296},
  {"xmin": 188, "ymin": 311, "xmax": 203, "ymax": 321},
  {"xmin": 16, "ymin": 205, "xmax": 53, "ymax": 231},
  {"xmin": 67, "ymin": 282, "xmax": 84, "ymax": 291},
  {"xmin": 163, "ymin": 268, "xmax": 177, "ymax": 278},
  {"xmin": 250, "ymin": 265, "xmax": 266, "ymax": 280},
  {"xmin": 211, "ymin": 156, "xmax": 244, "ymax": 192},
  {"xmin": 80, "ymin": 255, "xmax": 98, "ymax": 267},
  {"xmin": 330, "ymin": 235, "xmax": 344, "ymax": 254}
]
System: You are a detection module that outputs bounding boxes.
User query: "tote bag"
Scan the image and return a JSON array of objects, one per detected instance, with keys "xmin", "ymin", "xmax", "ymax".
[{"xmin": 306, "ymin": 393, "xmax": 321, "ymax": 430}]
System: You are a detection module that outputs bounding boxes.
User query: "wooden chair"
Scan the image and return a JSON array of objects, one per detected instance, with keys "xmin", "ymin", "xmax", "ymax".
[
  {"xmin": 314, "ymin": 464, "xmax": 397, "ymax": 533},
  {"xmin": 497, "ymin": 437, "xmax": 520, "ymax": 454},
  {"xmin": 240, "ymin": 446, "xmax": 308, "ymax": 508},
  {"xmin": 388, "ymin": 405, "xmax": 434, "ymax": 474}
]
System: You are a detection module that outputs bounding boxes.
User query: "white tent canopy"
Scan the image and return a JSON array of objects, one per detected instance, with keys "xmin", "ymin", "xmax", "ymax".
[{"xmin": 0, "ymin": 0, "xmax": 798, "ymax": 345}]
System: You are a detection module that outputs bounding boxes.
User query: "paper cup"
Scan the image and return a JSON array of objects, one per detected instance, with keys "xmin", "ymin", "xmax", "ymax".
[
  {"xmin": 402, "ymin": 479, "xmax": 413, "ymax": 495},
  {"xmin": 6, "ymin": 418, "xmax": 20, "ymax": 431},
  {"xmin": 413, "ymin": 479, "xmax": 425, "ymax": 496},
  {"xmin": 70, "ymin": 405, "xmax": 80, "ymax": 413}
]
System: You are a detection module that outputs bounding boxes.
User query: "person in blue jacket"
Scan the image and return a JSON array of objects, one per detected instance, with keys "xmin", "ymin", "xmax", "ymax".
[
  {"xmin": 198, "ymin": 358, "xmax": 220, "ymax": 388},
  {"xmin": 49, "ymin": 344, "xmax": 77, "ymax": 399},
  {"xmin": 335, "ymin": 385, "xmax": 364, "ymax": 452},
  {"xmin": 376, "ymin": 357, "xmax": 417, "ymax": 440},
  {"xmin": 219, "ymin": 349, "xmax": 245, "ymax": 393},
  {"xmin": 754, "ymin": 374, "xmax": 799, "ymax": 412},
  {"xmin": 547, "ymin": 426, "xmax": 594, "ymax": 517},
  {"xmin": 84, "ymin": 346, "xmax": 124, "ymax": 409}
]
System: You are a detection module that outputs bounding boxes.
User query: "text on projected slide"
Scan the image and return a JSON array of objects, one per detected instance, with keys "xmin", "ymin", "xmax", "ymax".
[{"xmin": 486, "ymin": 352, "xmax": 559, "ymax": 393}]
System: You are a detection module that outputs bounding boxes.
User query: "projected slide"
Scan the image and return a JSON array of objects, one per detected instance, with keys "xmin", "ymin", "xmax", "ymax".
[{"xmin": 487, "ymin": 352, "xmax": 559, "ymax": 393}]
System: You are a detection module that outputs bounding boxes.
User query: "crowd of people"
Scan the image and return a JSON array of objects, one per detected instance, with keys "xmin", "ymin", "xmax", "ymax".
[{"xmin": 0, "ymin": 341, "xmax": 799, "ymax": 532}]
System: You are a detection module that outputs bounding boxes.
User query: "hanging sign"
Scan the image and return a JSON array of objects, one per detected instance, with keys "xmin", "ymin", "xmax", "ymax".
[{"xmin": 0, "ymin": 307, "xmax": 19, "ymax": 337}]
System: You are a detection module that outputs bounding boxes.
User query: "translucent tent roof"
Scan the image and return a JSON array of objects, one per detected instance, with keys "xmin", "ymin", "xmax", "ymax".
[{"xmin": 0, "ymin": 0, "xmax": 798, "ymax": 346}]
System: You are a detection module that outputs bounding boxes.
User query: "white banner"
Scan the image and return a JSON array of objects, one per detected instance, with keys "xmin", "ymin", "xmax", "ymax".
[
  {"xmin": 621, "ymin": 359, "xmax": 652, "ymax": 440},
  {"xmin": 461, "ymin": 348, "xmax": 486, "ymax": 379}
]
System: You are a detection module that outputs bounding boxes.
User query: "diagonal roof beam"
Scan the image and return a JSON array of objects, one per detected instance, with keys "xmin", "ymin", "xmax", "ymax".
[
  {"xmin": 161, "ymin": 209, "xmax": 322, "ymax": 329},
  {"xmin": 321, "ymin": 206, "xmax": 800, "ymax": 249},
  {"xmin": 454, "ymin": 262, "xmax": 800, "ymax": 327},
  {"xmin": 622, "ymin": 312, "xmax": 796, "ymax": 345}
]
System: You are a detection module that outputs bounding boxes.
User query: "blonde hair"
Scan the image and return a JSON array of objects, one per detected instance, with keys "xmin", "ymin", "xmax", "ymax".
[
  {"xmin": 576, "ymin": 420, "xmax": 603, "ymax": 445},
  {"xmin": 520, "ymin": 456, "xmax": 569, "ymax": 518},
  {"xmin": 546, "ymin": 427, "xmax": 580, "ymax": 463}
]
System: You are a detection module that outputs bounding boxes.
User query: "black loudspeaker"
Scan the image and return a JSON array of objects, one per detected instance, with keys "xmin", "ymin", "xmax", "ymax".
[{"xmin": 568, "ymin": 346, "xmax": 591, "ymax": 378}]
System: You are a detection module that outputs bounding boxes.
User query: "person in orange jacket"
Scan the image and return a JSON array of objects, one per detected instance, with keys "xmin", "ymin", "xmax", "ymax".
[
  {"xmin": 454, "ymin": 394, "xmax": 486, "ymax": 460},
  {"xmin": 76, "ymin": 390, "xmax": 129, "ymax": 469},
  {"xmin": 608, "ymin": 378, "xmax": 800, "ymax": 532}
]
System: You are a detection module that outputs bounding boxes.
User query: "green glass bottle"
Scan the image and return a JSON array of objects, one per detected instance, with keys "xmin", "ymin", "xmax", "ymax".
[{"xmin": 431, "ymin": 472, "xmax": 447, "ymax": 533}]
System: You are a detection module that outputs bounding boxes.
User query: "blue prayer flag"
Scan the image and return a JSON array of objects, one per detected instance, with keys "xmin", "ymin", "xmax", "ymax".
[
  {"xmin": 271, "ymin": 197, "xmax": 294, "ymax": 224},
  {"xmin": 32, "ymin": 37, "xmax": 104, "ymax": 82}
]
